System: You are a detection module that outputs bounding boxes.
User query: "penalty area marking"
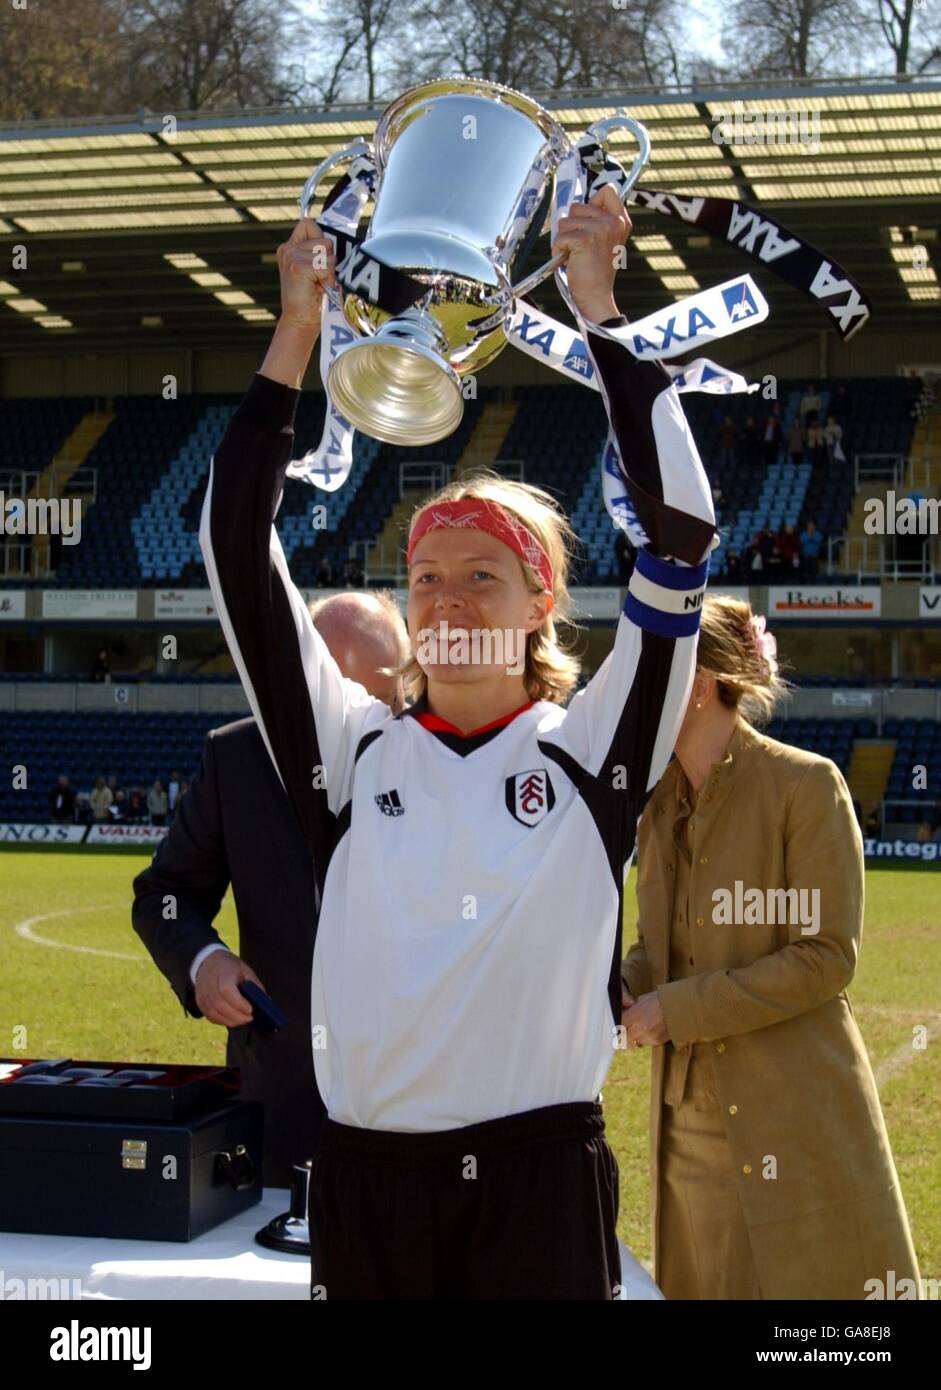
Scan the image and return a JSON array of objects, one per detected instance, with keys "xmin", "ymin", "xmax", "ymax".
[{"xmin": 13, "ymin": 904, "xmax": 148, "ymax": 961}]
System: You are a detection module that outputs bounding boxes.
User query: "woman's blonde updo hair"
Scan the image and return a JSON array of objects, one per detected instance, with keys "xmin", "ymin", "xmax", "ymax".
[
  {"xmin": 397, "ymin": 469, "xmax": 580, "ymax": 706},
  {"xmin": 696, "ymin": 594, "xmax": 790, "ymax": 727}
]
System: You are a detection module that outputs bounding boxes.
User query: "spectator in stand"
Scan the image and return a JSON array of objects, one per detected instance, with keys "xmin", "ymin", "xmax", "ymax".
[
  {"xmin": 718, "ymin": 416, "xmax": 736, "ymax": 470},
  {"xmin": 738, "ymin": 415, "xmax": 761, "ymax": 468},
  {"xmin": 723, "ymin": 549, "xmax": 743, "ymax": 584},
  {"xmin": 614, "ymin": 529, "xmax": 634, "ymax": 585},
  {"xmin": 830, "ymin": 384, "xmax": 851, "ymax": 426},
  {"xmin": 167, "ymin": 769, "xmax": 182, "ymax": 818},
  {"xmin": 148, "ymin": 779, "xmax": 169, "ymax": 827},
  {"xmin": 864, "ymin": 808, "xmax": 881, "ymax": 838},
  {"xmin": 74, "ymin": 792, "xmax": 92, "ymax": 826},
  {"xmin": 127, "ymin": 786, "xmax": 146, "ymax": 823},
  {"xmin": 799, "ymin": 383, "xmax": 821, "ymax": 421},
  {"xmin": 787, "ymin": 415, "xmax": 804, "ymax": 465},
  {"xmin": 800, "ymin": 519, "xmax": 823, "ymax": 578},
  {"xmin": 711, "ymin": 480, "xmax": 724, "ymax": 511},
  {"xmin": 777, "ymin": 523, "xmax": 801, "ymax": 575},
  {"xmin": 824, "ymin": 414, "xmax": 844, "ymax": 463},
  {"xmin": 49, "ymin": 775, "xmax": 75, "ymax": 824},
  {"xmin": 90, "ymin": 648, "xmax": 110, "ymax": 682},
  {"xmin": 316, "ymin": 555, "xmax": 334, "ymax": 588},
  {"xmin": 762, "ymin": 406, "xmax": 783, "ymax": 466},
  {"xmin": 766, "ymin": 536, "xmax": 784, "ymax": 583},
  {"xmin": 755, "ymin": 523, "xmax": 775, "ymax": 565},
  {"xmin": 180, "ymin": 778, "xmax": 191, "ymax": 801},
  {"xmin": 90, "ymin": 776, "xmax": 113, "ymax": 822},
  {"xmin": 806, "ymin": 414, "xmax": 826, "ymax": 467},
  {"xmin": 344, "ymin": 558, "xmax": 365, "ymax": 588},
  {"xmin": 110, "ymin": 790, "xmax": 128, "ymax": 823}
]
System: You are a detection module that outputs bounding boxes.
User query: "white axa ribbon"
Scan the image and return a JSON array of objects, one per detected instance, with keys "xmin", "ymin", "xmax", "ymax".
[
  {"xmin": 285, "ymin": 155, "xmax": 375, "ymax": 492},
  {"xmin": 544, "ymin": 135, "xmax": 758, "ymax": 550},
  {"xmin": 288, "ymin": 132, "xmax": 764, "ymax": 501},
  {"xmin": 509, "ymin": 298, "xmax": 761, "ymax": 394}
]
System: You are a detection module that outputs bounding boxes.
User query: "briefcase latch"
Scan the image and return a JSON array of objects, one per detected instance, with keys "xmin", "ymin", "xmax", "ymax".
[
  {"xmin": 215, "ymin": 1144, "xmax": 256, "ymax": 1191},
  {"xmin": 121, "ymin": 1139, "xmax": 148, "ymax": 1170}
]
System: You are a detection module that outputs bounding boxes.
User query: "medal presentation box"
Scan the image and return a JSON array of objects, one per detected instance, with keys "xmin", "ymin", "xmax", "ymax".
[{"xmin": 0, "ymin": 1059, "xmax": 263, "ymax": 1242}]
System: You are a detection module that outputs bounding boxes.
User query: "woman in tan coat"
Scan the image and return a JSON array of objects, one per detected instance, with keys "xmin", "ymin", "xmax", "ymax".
[{"xmin": 621, "ymin": 595, "xmax": 920, "ymax": 1300}]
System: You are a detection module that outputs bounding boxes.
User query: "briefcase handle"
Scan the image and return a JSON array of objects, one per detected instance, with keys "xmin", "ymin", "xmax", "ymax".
[{"xmin": 215, "ymin": 1144, "xmax": 257, "ymax": 1191}]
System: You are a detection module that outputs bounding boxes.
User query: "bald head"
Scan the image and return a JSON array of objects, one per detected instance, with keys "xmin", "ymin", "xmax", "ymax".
[{"xmin": 309, "ymin": 591, "xmax": 408, "ymax": 713}]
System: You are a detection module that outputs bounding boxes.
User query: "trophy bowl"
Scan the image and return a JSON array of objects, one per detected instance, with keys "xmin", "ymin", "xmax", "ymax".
[{"xmin": 303, "ymin": 77, "xmax": 569, "ymax": 446}]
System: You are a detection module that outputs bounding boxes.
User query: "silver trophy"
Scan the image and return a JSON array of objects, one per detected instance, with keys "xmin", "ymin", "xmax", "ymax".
[{"xmin": 299, "ymin": 77, "xmax": 649, "ymax": 446}]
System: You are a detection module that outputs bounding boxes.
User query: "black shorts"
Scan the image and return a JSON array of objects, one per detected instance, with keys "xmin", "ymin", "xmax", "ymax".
[{"xmin": 308, "ymin": 1100, "xmax": 620, "ymax": 1300}]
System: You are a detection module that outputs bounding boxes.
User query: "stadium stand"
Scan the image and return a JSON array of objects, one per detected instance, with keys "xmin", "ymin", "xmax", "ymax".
[
  {"xmin": 0, "ymin": 375, "xmax": 930, "ymax": 589},
  {"xmin": 0, "ymin": 710, "xmax": 219, "ymax": 825}
]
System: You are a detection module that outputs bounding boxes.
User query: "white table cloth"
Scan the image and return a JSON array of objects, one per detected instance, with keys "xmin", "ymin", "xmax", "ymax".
[{"xmin": 0, "ymin": 1191, "xmax": 662, "ymax": 1300}]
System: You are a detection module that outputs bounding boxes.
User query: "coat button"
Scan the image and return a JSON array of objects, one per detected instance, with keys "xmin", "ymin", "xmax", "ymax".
[
  {"xmin": 699, "ymin": 856, "xmax": 708, "ymax": 864},
  {"xmin": 742, "ymin": 1164, "xmax": 752, "ymax": 1175},
  {"xmin": 716, "ymin": 1043, "xmax": 725, "ymax": 1053},
  {"xmin": 696, "ymin": 916, "xmax": 704, "ymax": 926},
  {"xmin": 689, "ymin": 818, "xmax": 695, "ymax": 830},
  {"xmin": 729, "ymin": 1104, "xmax": 738, "ymax": 1115}
]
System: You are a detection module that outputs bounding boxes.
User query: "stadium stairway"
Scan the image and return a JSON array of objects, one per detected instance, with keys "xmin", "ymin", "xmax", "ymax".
[
  {"xmin": 454, "ymin": 401, "xmax": 519, "ymax": 473},
  {"xmin": 365, "ymin": 488, "xmax": 425, "ymax": 585},
  {"xmin": 20, "ymin": 407, "xmax": 114, "ymax": 576},
  {"xmin": 908, "ymin": 404, "xmax": 941, "ymax": 573},
  {"xmin": 847, "ymin": 739, "xmax": 896, "ymax": 816}
]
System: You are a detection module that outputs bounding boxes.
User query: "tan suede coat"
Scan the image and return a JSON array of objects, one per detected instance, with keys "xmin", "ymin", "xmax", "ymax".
[{"xmin": 622, "ymin": 718, "xmax": 920, "ymax": 1300}]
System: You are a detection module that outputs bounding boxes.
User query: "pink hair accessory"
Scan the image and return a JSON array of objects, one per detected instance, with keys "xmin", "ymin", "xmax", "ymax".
[{"xmin": 748, "ymin": 614, "xmax": 778, "ymax": 676}]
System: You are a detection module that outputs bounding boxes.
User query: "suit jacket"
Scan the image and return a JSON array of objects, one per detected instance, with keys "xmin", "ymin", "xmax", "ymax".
[
  {"xmin": 132, "ymin": 718, "xmax": 329, "ymax": 1188},
  {"xmin": 622, "ymin": 717, "xmax": 920, "ymax": 1300}
]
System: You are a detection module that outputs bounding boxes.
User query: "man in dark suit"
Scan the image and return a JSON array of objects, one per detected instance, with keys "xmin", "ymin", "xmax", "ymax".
[{"xmin": 132, "ymin": 591, "xmax": 408, "ymax": 1187}]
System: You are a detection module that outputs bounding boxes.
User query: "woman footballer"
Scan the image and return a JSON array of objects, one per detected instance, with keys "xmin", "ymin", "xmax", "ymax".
[{"xmin": 199, "ymin": 186, "xmax": 716, "ymax": 1299}]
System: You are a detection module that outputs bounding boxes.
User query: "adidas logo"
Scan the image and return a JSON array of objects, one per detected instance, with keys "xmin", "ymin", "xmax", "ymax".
[{"xmin": 375, "ymin": 789, "xmax": 404, "ymax": 817}]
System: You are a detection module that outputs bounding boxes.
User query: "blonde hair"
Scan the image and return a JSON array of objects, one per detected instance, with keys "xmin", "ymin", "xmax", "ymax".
[
  {"xmin": 697, "ymin": 594, "xmax": 790, "ymax": 726},
  {"xmin": 397, "ymin": 470, "xmax": 580, "ymax": 705}
]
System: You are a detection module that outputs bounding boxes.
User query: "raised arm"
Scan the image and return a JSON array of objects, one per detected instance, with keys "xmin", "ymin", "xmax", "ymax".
[{"xmin": 198, "ymin": 223, "xmax": 389, "ymax": 848}]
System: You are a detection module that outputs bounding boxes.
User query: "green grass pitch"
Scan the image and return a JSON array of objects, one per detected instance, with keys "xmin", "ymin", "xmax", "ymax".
[{"xmin": 1, "ymin": 848, "xmax": 938, "ymax": 1283}]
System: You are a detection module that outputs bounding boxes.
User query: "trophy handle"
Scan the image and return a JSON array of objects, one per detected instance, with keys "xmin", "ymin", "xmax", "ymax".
[
  {"xmin": 511, "ymin": 113, "xmax": 651, "ymax": 301},
  {"xmin": 298, "ymin": 137, "xmax": 373, "ymax": 311}
]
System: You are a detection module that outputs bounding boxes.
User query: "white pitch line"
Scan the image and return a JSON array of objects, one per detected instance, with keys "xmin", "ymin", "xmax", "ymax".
[{"xmin": 12, "ymin": 903, "xmax": 147, "ymax": 961}]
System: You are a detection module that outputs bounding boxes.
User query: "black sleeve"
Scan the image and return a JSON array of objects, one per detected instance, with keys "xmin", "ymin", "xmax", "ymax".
[
  {"xmin": 131, "ymin": 735, "xmax": 231, "ymax": 1018},
  {"xmin": 198, "ymin": 372, "xmax": 386, "ymax": 850}
]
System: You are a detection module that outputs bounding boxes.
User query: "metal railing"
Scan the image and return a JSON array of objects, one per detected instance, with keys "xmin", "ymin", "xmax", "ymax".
[
  {"xmin": 397, "ymin": 458, "xmax": 526, "ymax": 500},
  {"xmin": 853, "ymin": 453, "xmax": 905, "ymax": 490},
  {"xmin": 879, "ymin": 799, "xmax": 941, "ymax": 839},
  {"xmin": 0, "ymin": 465, "xmax": 97, "ymax": 505},
  {"xmin": 1, "ymin": 541, "xmax": 51, "ymax": 579},
  {"xmin": 826, "ymin": 534, "xmax": 936, "ymax": 581}
]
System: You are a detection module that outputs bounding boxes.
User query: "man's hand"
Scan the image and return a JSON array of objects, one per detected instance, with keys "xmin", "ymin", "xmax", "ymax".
[
  {"xmin": 276, "ymin": 216, "xmax": 337, "ymax": 334},
  {"xmin": 623, "ymin": 990, "xmax": 671, "ymax": 1047},
  {"xmin": 195, "ymin": 951, "xmax": 265, "ymax": 1028},
  {"xmin": 621, "ymin": 980, "xmax": 636, "ymax": 1020},
  {"xmin": 551, "ymin": 184, "xmax": 631, "ymax": 325}
]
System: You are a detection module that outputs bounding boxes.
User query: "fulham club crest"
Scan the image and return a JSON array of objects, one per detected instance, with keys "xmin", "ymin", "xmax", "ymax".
[{"xmin": 505, "ymin": 769, "xmax": 555, "ymax": 827}]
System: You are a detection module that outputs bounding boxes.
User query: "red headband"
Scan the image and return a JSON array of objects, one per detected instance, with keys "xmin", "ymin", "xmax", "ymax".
[{"xmin": 406, "ymin": 498, "xmax": 554, "ymax": 594}]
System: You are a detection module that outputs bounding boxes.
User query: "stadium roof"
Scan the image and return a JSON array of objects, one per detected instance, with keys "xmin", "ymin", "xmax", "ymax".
[{"xmin": 1, "ymin": 77, "xmax": 939, "ymax": 356}]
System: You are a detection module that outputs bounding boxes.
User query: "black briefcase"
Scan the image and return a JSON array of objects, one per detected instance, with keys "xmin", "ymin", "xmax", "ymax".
[{"xmin": 0, "ymin": 1059, "xmax": 264, "ymax": 1241}]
